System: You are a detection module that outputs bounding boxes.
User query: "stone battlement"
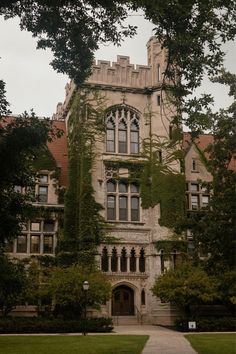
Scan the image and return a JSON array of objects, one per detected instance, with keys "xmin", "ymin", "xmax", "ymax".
[{"xmin": 88, "ymin": 56, "xmax": 152, "ymax": 88}]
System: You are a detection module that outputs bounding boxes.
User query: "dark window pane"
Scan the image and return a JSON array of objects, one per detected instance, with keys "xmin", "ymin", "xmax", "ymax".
[
  {"xmin": 43, "ymin": 235, "xmax": 53, "ymax": 254},
  {"xmin": 38, "ymin": 186, "xmax": 48, "ymax": 203},
  {"xmin": 119, "ymin": 183, "xmax": 128, "ymax": 193},
  {"xmin": 30, "ymin": 235, "xmax": 40, "ymax": 253},
  {"xmin": 139, "ymin": 249, "xmax": 145, "ymax": 272},
  {"xmin": 131, "ymin": 197, "xmax": 139, "ymax": 221},
  {"xmin": 111, "ymin": 248, "xmax": 118, "ymax": 272},
  {"xmin": 107, "ymin": 181, "xmax": 116, "ymax": 192},
  {"xmin": 121, "ymin": 248, "xmax": 127, "ymax": 272},
  {"xmin": 130, "ymin": 249, "xmax": 136, "ymax": 272},
  {"xmin": 39, "ymin": 175, "xmax": 48, "ymax": 183},
  {"xmin": 130, "ymin": 184, "xmax": 139, "ymax": 193},
  {"xmin": 106, "ymin": 141, "xmax": 115, "ymax": 152},
  {"xmin": 141, "ymin": 289, "xmax": 145, "ymax": 305},
  {"xmin": 101, "ymin": 247, "xmax": 109, "ymax": 272},
  {"xmin": 107, "ymin": 196, "xmax": 116, "ymax": 220},
  {"xmin": 17, "ymin": 235, "xmax": 27, "ymax": 253},
  {"xmin": 119, "ymin": 196, "xmax": 127, "ymax": 221},
  {"xmin": 43, "ymin": 221, "xmax": 54, "ymax": 232}
]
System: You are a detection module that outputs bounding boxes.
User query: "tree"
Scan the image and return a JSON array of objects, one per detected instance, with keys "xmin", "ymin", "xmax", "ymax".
[
  {"xmin": 0, "ymin": 111, "xmax": 62, "ymax": 248},
  {"xmin": 183, "ymin": 71, "xmax": 236, "ymax": 271},
  {"xmin": 0, "ymin": 1, "xmax": 235, "ymax": 103},
  {"xmin": 0, "ymin": 255, "xmax": 27, "ymax": 316},
  {"xmin": 152, "ymin": 262, "xmax": 218, "ymax": 318},
  {"xmin": 46, "ymin": 264, "xmax": 111, "ymax": 319}
]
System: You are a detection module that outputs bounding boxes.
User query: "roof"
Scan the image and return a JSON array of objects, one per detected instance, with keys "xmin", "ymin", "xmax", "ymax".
[
  {"xmin": 47, "ymin": 121, "xmax": 68, "ymax": 187},
  {"xmin": 183, "ymin": 132, "xmax": 236, "ymax": 171}
]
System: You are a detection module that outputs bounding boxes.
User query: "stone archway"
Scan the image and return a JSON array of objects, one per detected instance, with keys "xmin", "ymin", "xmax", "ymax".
[{"xmin": 112, "ymin": 285, "xmax": 134, "ymax": 316}]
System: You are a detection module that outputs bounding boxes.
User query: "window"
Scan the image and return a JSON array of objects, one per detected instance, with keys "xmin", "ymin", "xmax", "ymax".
[
  {"xmin": 157, "ymin": 64, "xmax": 161, "ymax": 82},
  {"xmin": 191, "ymin": 195, "xmax": 199, "ymax": 210},
  {"xmin": 38, "ymin": 186, "xmax": 48, "ymax": 203},
  {"xmin": 39, "ymin": 175, "xmax": 48, "ymax": 183},
  {"xmin": 202, "ymin": 195, "xmax": 209, "ymax": 207},
  {"xmin": 120, "ymin": 248, "xmax": 127, "ymax": 272},
  {"xmin": 106, "ymin": 180, "xmax": 140, "ymax": 222},
  {"xmin": 169, "ymin": 125, "xmax": 173, "ymax": 139},
  {"xmin": 101, "ymin": 247, "xmax": 109, "ymax": 272},
  {"xmin": 130, "ymin": 248, "xmax": 136, "ymax": 272},
  {"xmin": 190, "ymin": 183, "xmax": 198, "ymax": 191},
  {"xmin": 119, "ymin": 196, "xmax": 128, "ymax": 220},
  {"xmin": 105, "ymin": 106, "xmax": 140, "ymax": 154},
  {"xmin": 111, "ymin": 247, "xmax": 118, "ymax": 272},
  {"xmin": 31, "ymin": 222, "xmax": 40, "ymax": 231},
  {"xmin": 130, "ymin": 121, "xmax": 139, "ymax": 154},
  {"xmin": 106, "ymin": 118, "xmax": 115, "ymax": 152},
  {"xmin": 17, "ymin": 235, "xmax": 27, "ymax": 253},
  {"xmin": 141, "ymin": 289, "xmax": 145, "ymax": 305},
  {"xmin": 157, "ymin": 95, "xmax": 161, "ymax": 106},
  {"xmin": 43, "ymin": 220, "xmax": 55, "ymax": 232},
  {"xmin": 192, "ymin": 159, "xmax": 197, "ymax": 171},
  {"xmin": 173, "ymin": 249, "xmax": 177, "ymax": 269},
  {"xmin": 43, "ymin": 235, "xmax": 53, "ymax": 254},
  {"xmin": 107, "ymin": 195, "xmax": 116, "ymax": 220},
  {"xmin": 160, "ymin": 250, "xmax": 165, "ymax": 273},
  {"xmin": 139, "ymin": 248, "xmax": 145, "ymax": 273},
  {"xmin": 158, "ymin": 150, "xmax": 162, "ymax": 163},
  {"xmin": 30, "ymin": 235, "xmax": 40, "ymax": 253}
]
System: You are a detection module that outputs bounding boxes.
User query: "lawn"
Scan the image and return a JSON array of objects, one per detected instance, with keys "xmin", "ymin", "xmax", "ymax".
[
  {"xmin": 0, "ymin": 335, "xmax": 148, "ymax": 354},
  {"xmin": 185, "ymin": 333, "xmax": 236, "ymax": 354}
]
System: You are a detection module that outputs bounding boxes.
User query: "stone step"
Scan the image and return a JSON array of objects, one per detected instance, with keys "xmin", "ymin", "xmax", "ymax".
[{"xmin": 112, "ymin": 315, "xmax": 140, "ymax": 325}]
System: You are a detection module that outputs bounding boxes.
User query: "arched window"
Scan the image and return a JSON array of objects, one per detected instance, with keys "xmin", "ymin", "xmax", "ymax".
[
  {"xmin": 111, "ymin": 247, "xmax": 118, "ymax": 272},
  {"xmin": 106, "ymin": 118, "xmax": 115, "ymax": 152},
  {"xmin": 101, "ymin": 247, "xmax": 108, "ymax": 272},
  {"xmin": 141, "ymin": 289, "xmax": 145, "ymax": 305},
  {"xmin": 118, "ymin": 120, "xmax": 127, "ymax": 153},
  {"xmin": 160, "ymin": 250, "xmax": 165, "ymax": 273},
  {"xmin": 120, "ymin": 247, "xmax": 127, "ymax": 272},
  {"xmin": 105, "ymin": 106, "xmax": 140, "ymax": 154},
  {"xmin": 139, "ymin": 248, "xmax": 145, "ymax": 273},
  {"xmin": 130, "ymin": 120, "xmax": 139, "ymax": 154},
  {"xmin": 130, "ymin": 248, "xmax": 136, "ymax": 272}
]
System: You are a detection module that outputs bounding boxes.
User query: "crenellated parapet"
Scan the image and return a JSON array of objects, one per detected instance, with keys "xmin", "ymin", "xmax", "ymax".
[{"xmin": 88, "ymin": 55, "xmax": 152, "ymax": 88}]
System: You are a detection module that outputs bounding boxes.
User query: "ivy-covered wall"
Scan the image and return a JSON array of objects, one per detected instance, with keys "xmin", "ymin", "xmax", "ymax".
[{"xmin": 58, "ymin": 90, "xmax": 106, "ymax": 263}]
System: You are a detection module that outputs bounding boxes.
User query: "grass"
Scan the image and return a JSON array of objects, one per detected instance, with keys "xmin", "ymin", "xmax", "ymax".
[
  {"xmin": 185, "ymin": 333, "xmax": 236, "ymax": 354},
  {"xmin": 0, "ymin": 335, "xmax": 148, "ymax": 354}
]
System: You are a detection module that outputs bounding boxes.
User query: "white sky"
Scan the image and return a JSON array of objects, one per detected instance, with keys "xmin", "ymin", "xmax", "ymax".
[{"xmin": 0, "ymin": 15, "xmax": 235, "ymax": 117}]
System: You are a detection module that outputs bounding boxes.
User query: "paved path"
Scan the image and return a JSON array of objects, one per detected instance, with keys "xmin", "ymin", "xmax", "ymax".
[{"xmin": 113, "ymin": 325, "xmax": 197, "ymax": 354}]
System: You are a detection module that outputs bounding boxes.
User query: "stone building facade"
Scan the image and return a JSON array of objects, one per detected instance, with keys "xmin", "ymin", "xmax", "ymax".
[{"xmin": 54, "ymin": 37, "xmax": 180, "ymax": 325}]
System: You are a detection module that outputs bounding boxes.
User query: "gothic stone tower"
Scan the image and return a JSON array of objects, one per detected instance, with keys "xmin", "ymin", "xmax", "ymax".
[{"xmin": 56, "ymin": 37, "xmax": 180, "ymax": 325}]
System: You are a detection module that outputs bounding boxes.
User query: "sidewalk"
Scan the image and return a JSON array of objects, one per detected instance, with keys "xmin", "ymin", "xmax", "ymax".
[{"xmin": 113, "ymin": 325, "xmax": 197, "ymax": 354}]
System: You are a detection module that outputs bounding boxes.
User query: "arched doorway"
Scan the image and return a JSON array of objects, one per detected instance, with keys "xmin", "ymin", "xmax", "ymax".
[{"xmin": 112, "ymin": 285, "xmax": 134, "ymax": 316}]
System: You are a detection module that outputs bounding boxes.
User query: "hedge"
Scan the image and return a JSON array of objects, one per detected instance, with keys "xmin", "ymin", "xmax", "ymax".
[
  {"xmin": 0, "ymin": 317, "xmax": 113, "ymax": 334},
  {"xmin": 175, "ymin": 317, "xmax": 236, "ymax": 332}
]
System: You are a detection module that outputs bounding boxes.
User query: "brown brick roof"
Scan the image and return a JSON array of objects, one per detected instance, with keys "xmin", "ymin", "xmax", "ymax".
[
  {"xmin": 183, "ymin": 132, "xmax": 236, "ymax": 171},
  {"xmin": 48, "ymin": 121, "xmax": 68, "ymax": 187}
]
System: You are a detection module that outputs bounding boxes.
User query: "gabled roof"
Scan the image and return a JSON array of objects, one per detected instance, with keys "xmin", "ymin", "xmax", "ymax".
[{"xmin": 183, "ymin": 132, "xmax": 236, "ymax": 171}]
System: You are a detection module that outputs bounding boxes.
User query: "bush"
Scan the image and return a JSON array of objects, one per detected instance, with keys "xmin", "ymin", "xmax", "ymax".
[
  {"xmin": 175, "ymin": 317, "xmax": 236, "ymax": 332},
  {"xmin": 0, "ymin": 317, "xmax": 113, "ymax": 334}
]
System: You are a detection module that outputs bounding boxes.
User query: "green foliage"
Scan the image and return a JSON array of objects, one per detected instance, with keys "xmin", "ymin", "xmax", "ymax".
[
  {"xmin": 0, "ymin": 256, "xmax": 27, "ymax": 316},
  {"xmin": 0, "ymin": 112, "xmax": 62, "ymax": 246},
  {"xmin": 46, "ymin": 264, "xmax": 111, "ymax": 318},
  {"xmin": 31, "ymin": 145, "xmax": 57, "ymax": 172},
  {"xmin": 0, "ymin": 317, "xmax": 113, "ymax": 334},
  {"xmin": 60, "ymin": 90, "xmax": 106, "ymax": 263},
  {"xmin": 152, "ymin": 262, "xmax": 218, "ymax": 317},
  {"xmin": 155, "ymin": 240, "xmax": 188, "ymax": 254},
  {"xmin": 0, "ymin": 80, "xmax": 11, "ymax": 117}
]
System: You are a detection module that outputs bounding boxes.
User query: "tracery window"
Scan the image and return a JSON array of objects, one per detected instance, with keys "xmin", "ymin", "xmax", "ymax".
[
  {"xmin": 105, "ymin": 106, "xmax": 140, "ymax": 155},
  {"xmin": 111, "ymin": 247, "xmax": 118, "ymax": 272},
  {"xmin": 130, "ymin": 248, "xmax": 136, "ymax": 272},
  {"xmin": 120, "ymin": 247, "xmax": 127, "ymax": 272},
  {"xmin": 101, "ymin": 247, "xmax": 109, "ymax": 272},
  {"xmin": 106, "ymin": 180, "xmax": 140, "ymax": 222}
]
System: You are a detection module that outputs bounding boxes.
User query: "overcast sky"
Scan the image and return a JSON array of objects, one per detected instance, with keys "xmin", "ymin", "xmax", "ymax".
[{"xmin": 0, "ymin": 15, "xmax": 235, "ymax": 117}]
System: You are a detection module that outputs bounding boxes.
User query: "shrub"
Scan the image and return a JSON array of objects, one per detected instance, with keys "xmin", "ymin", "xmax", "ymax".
[
  {"xmin": 175, "ymin": 317, "xmax": 236, "ymax": 332},
  {"xmin": 0, "ymin": 317, "xmax": 113, "ymax": 334}
]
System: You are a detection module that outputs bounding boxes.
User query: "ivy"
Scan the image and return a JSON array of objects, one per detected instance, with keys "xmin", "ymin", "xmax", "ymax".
[
  {"xmin": 32, "ymin": 145, "xmax": 58, "ymax": 172},
  {"xmin": 155, "ymin": 240, "xmax": 188, "ymax": 253},
  {"xmin": 58, "ymin": 89, "xmax": 107, "ymax": 264}
]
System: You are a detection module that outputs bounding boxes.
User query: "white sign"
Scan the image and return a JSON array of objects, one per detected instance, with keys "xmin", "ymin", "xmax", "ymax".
[{"xmin": 188, "ymin": 321, "xmax": 196, "ymax": 330}]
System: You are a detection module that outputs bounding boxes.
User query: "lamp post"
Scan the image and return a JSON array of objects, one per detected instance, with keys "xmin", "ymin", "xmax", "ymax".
[{"xmin": 82, "ymin": 280, "xmax": 89, "ymax": 336}]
